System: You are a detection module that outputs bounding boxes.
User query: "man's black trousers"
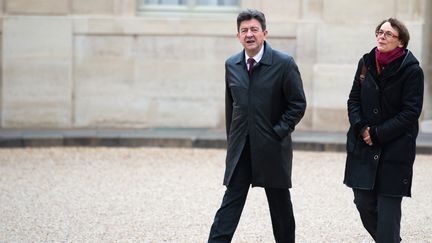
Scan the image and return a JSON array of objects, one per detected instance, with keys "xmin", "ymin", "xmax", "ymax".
[{"xmin": 208, "ymin": 139, "xmax": 295, "ymax": 243}]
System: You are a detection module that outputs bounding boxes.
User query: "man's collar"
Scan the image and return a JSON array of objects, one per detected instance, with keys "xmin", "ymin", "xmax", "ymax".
[
  {"xmin": 245, "ymin": 43, "xmax": 265, "ymax": 63},
  {"xmin": 234, "ymin": 41, "xmax": 272, "ymax": 66}
]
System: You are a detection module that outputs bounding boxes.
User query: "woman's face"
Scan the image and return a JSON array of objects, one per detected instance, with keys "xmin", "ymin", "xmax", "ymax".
[{"xmin": 376, "ymin": 22, "xmax": 403, "ymax": 53}]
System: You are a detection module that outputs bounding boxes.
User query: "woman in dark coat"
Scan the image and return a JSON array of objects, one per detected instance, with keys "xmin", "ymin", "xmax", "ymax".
[{"xmin": 344, "ymin": 18, "xmax": 424, "ymax": 243}]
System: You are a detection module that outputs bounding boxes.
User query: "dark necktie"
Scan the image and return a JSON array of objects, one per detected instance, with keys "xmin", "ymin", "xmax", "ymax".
[{"xmin": 247, "ymin": 58, "xmax": 255, "ymax": 76}]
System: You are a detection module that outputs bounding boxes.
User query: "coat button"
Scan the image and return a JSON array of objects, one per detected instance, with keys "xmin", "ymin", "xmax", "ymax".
[
  {"xmin": 403, "ymin": 179, "xmax": 409, "ymax": 184},
  {"xmin": 373, "ymin": 108, "xmax": 379, "ymax": 114},
  {"xmin": 373, "ymin": 155, "xmax": 379, "ymax": 160}
]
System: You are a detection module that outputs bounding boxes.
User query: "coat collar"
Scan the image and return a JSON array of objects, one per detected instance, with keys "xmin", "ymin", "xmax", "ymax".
[
  {"xmin": 364, "ymin": 47, "xmax": 418, "ymax": 80},
  {"xmin": 234, "ymin": 41, "xmax": 273, "ymax": 67}
]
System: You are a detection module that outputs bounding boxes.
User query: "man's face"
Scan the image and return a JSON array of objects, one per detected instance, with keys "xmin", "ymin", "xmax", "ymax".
[{"xmin": 237, "ymin": 18, "xmax": 267, "ymax": 57}]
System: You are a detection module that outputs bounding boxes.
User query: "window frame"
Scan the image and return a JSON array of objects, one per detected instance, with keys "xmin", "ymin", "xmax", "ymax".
[{"xmin": 137, "ymin": 0, "xmax": 240, "ymax": 15}]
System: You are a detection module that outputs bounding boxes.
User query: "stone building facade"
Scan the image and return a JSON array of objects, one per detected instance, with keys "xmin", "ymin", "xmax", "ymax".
[{"xmin": 1, "ymin": 0, "xmax": 431, "ymax": 132}]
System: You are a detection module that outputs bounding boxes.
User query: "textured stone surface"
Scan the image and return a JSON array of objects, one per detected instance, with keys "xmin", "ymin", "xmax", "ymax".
[
  {"xmin": 0, "ymin": 148, "xmax": 431, "ymax": 242},
  {"xmin": 315, "ymin": 23, "xmax": 376, "ymax": 64},
  {"xmin": 74, "ymin": 35, "xmax": 231, "ymax": 128},
  {"xmin": 72, "ymin": 0, "xmax": 114, "ymax": 15},
  {"xmin": 322, "ymin": 0, "xmax": 394, "ymax": 23},
  {"xmin": 0, "ymin": 0, "xmax": 430, "ymax": 132},
  {"xmin": 5, "ymin": 0, "xmax": 69, "ymax": 14},
  {"xmin": 2, "ymin": 17, "xmax": 72, "ymax": 127}
]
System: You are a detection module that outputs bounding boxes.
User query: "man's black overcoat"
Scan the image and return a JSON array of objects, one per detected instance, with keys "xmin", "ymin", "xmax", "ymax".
[{"xmin": 223, "ymin": 42, "xmax": 306, "ymax": 188}]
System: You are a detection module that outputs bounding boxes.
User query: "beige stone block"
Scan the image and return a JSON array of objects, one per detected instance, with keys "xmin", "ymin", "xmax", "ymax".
[
  {"xmin": 2, "ymin": 17, "xmax": 72, "ymax": 127},
  {"xmin": 267, "ymin": 22, "xmax": 297, "ymax": 38},
  {"xmin": 323, "ymin": 0, "xmax": 394, "ymax": 23},
  {"xmin": 2, "ymin": 59, "xmax": 71, "ymax": 127},
  {"xmin": 74, "ymin": 34, "xmax": 227, "ymax": 128},
  {"xmin": 0, "ymin": 33, "xmax": 2, "ymax": 124},
  {"xmin": 74, "ymin": 56, "xmax": 138, "ymax": 127},
  {"xmin": 132, "ymin": 35, "xmax": 237, "ymax": 62},
  {"xmin": 420, "ymin": 120, "xmax": 432, "ymax": 133},
  {"xmin": 301, "ymin": 0, "xmax": 323, "ymax": 19},
  {"xmin": 423, "ymin": 66, "xmax": 432, "ymax": 120},
  {"xmin": 113, "ymin": 0, "xmax": 136, "ymax": 16},
  {"xmin": 75, "ymin": 35, "xmax": 133, "ymax": 59},
  {"xmin": 396, "ymin": 0, "xmax": 426, "ymax": 20},
  {"xmin": 75, "ymin": 58, "xmax": 135, "ymax": 94},
  {"xmin": 316, "ymin": 24, "xmax": 376, "ymax": 64},
  {"xmin": 75, "ymin": 93, "xmax": 151, "ymax": 128},
  {"xmin": 73, "ymin": 17, "xmax": 235, "ymax": 36},
  {"xmin": 240, "ymin": 0, "xmax": 261, "ymax": 9},
  {"xmin": 74, "ymin": 58, "xmax": 223, "ymax": 128},
  {"xmin": 428, "ymin": 21, "xmax": 432, "ymax": 65},
  {"xmin": 72, "ymin": 0, "xmax": 114, "ymax": 15},
  {"xmin": 147, "ymin": 99, "xmax": 221, "ymax": 128},
  {"xmin": 266, "ymin": 37, "xmax": 297, "ymax": 57},
  {"xmin": 296, "ymin": 107, "xmax": 313, "ymax": 131},
  {"xmin": 72, "ymin": 17, "xmax": 296, "ymax": 39},
  {"xmin": 312, "ymin": 64, "xmax": 355, "ymax": 109},
  {"xmin": 76, "ymin": 34, "xmax": 229, "ymax": 93},
  {"xmin": 405, "ymin": 22, "xmax": 424, "ymax": 61},
  {"xmin": 5, "ymin": 17, "xmax": 72, "ymax": 57},
  {"xmin": 296, "ymin": 22, "xmax": 318, "ymax": 63},
  {"xmin": 132, "ymin": 35, "xmax": 230, "ymax": 99},
  {"xmin": 297, "ymin": 63, "xmax": 314, "ymax": 109},
  {"xmin": 5, "ymin": 0, "xmax": 69, "ymax": 15},
  {"xmin": 134, "ymin": 60, "xmax": 224, "ymax": 99},
  {"xmin": 311, "ymin": 107, "xmax": 349, "ymax": 132},
  {"xmin": 260, "ymin": 0, "xmax": 301, "ymax": 21}
]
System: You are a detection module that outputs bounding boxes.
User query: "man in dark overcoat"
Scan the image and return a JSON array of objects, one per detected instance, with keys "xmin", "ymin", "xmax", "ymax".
[{"xmin": 208, "ymin": 9, "xmax": 306, "ymax": 243}]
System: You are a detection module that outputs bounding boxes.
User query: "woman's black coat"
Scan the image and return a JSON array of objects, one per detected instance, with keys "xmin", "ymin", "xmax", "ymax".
[
  {"xmin": 223, "ymin": 42, "xmax": 306, "ymax": 188},
  {"xmin": 344, "ymin": 48, "xmax": 424, "ymax": 197}
]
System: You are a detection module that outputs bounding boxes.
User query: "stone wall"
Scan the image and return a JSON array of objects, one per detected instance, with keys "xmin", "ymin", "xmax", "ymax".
[
  {"xmin": 1, "ymin": 0, "xmax": 431, "ymax": 132},
  {"xmin": 419, "ymin": 0, "xmax": 432, "ymax": 131},
  {"xmin": 296, "ymin": 0, "xmax": 428, "ymax": 131}
]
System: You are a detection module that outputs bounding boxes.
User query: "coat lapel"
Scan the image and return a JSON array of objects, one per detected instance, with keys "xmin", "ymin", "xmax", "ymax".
[
  {"xmin": 233, "ymin": 41, "xmax": 274, "ymax": 82},
  {"xmin": 233, "ymin": 51, "xmax": 250, "ymax": 86},
  {"xmin": 255, "ymin": 42, "xmax": 273, "ymax": 74}
]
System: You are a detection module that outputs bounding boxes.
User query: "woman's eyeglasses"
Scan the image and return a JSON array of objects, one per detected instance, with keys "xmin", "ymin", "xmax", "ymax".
[{"xmin": 375, "ymin": 29, "xmax": 399, "ymax": 39}]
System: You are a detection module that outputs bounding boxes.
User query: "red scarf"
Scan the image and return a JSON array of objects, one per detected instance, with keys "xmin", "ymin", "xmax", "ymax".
[{"xmin": 375, "ymin": 47, "xmax": 405, "ymax": 73}]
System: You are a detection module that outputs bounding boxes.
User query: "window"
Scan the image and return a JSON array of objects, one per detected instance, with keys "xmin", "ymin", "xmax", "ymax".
[
  {"xmin": 196, "ymin": 0, "xmax": 239, "ymax": 6},
  {"xmin": 144, "ymin": 0, "xmax": 186, "ymax": 4},
  {"xmin": 138, "ymin": 0, "xmax": 240, "ymax": 14}
]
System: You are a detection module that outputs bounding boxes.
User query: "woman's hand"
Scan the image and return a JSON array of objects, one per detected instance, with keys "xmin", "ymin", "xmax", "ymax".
[{"xmin": 361, "ymin": 126, "xmax": 373, "ymax": 146}]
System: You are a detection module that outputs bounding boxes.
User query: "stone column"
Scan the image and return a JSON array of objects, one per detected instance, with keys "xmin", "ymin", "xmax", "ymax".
[
  {"xmin": 0, "ymin": 0, "xmax": 3, "ymax": 125},
  {"xmin": 420, "ymin": 0, "xmax": 432, "ymax": 132},
  {"xmin": 295, "ymin": 0, "xmax": 323, "ymax": 130},
  {"xmin": 2, "ymin": 16, "xmax": 72, "ymax": 127}
]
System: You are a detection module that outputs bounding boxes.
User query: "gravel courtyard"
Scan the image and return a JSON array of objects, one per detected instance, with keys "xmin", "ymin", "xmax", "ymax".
[{"xmin": 0, "ymin": 147, "xmax": 431, "ymax": 242}]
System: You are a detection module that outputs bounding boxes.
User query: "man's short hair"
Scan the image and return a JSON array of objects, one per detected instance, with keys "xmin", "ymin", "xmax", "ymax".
[{"xmin": 236, "ymin": 9, "xmax": 266, "ymax": 32}]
